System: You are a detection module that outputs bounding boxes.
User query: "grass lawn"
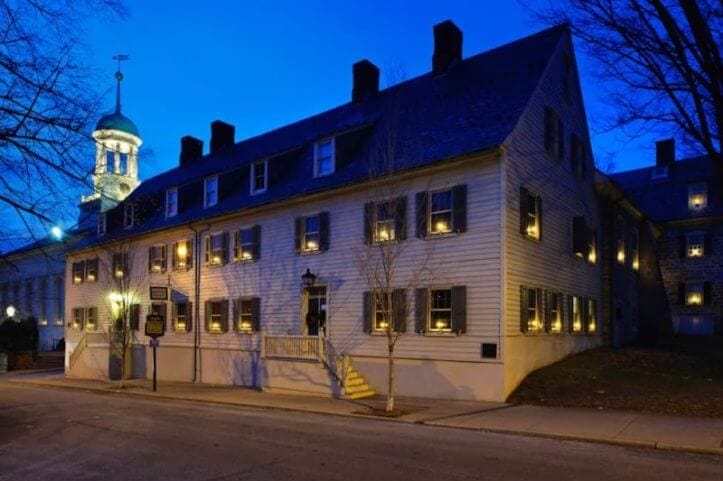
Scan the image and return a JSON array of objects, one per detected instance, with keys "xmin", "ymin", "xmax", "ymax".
[{"xmin": 508, "ymin": 344, "xmax": 723, "ymax": 418}]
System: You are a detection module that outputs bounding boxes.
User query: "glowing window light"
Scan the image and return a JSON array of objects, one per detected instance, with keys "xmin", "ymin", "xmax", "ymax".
[
  {"xmin": 616, "ymin": 249, "xmax": 625, "ymax": 264},
  {"xmin": 51, "ymin": 226, "xmax": 63, "ymax": 240},
  {"xmin": 687, "ymin": 292, "xmax": 702, "ymax": 306},
  {"xmin": 6, "ymin": 305, "xmax": 16, "ymax": 317}
]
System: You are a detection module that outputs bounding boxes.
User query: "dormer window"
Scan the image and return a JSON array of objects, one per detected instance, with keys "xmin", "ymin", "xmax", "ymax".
[
  {"xmin": 166, "ymin": 188, "xmax": 178, "ymax": 217},
  {"xmin": 688, "ymin": 183, "xmax": 707, "ymax": 210},
  {"xmin": 250, "ymin": 159, "xmax": 268, "ymax": 194},
  {"xmin": 205, "ymin": 175, "xmax": 218, "ymax": 208},
  {"xmin": 314, "ymin": 138, "xmax": 335, "ymax": 177},
  {"xmin": 123, "ymin": 204, "xmax": 134, "ymax": 229},
  {"xmin": 97, "ymin": 213, "xmax": 106, "ymax": 236}
]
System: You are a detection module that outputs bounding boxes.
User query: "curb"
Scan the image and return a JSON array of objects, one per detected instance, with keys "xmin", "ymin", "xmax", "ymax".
[{"xmin": 9, "ymin": 378, "xmax": 722, "ymax": 457}]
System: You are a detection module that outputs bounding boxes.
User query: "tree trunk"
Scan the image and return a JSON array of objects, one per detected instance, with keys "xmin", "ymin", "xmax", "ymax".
[{"xmin": 386, "ymin": 343, "xmax": 395, "ymax": 412}]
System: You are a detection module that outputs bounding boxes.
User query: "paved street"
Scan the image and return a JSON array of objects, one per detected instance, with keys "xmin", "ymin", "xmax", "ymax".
[{"xmin": 0, "ymin": 382, "xmax": 720, "ymax": 481}]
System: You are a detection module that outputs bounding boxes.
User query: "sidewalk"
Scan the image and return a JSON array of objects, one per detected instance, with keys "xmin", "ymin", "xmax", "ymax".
[{"xmin": 9, "ymin": 373, "xmax": 722, "ymax": 456}]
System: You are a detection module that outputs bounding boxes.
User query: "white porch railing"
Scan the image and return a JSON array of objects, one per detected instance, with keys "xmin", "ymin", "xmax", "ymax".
[
  {"xmin": 68, "ymin": 333, "xmax": 87, "ymax": 371},
  {"xmin": 262, "ymin": 335, "xmax": 347, "ymax": 387}
]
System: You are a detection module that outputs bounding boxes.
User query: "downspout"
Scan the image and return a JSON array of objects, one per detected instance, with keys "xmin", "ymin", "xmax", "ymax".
[{"xmin": 189, "ymin": 223, "xmax": 210, "ymax": 383}]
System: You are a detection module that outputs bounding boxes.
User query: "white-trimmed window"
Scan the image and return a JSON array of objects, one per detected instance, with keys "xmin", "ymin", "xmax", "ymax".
[
  {"xmin": 236, "ymin": 299, "xmax": 254, "ymax": 332},
  {"xmin": 205, "ymin": 232, "xmax": 228, "ymax": 266},
  {"xmin": 520, "ymin": 188, "xmax": 541, "ymax": 241},
  {"xmin": 314, "ymin": 138, "xmax": 335, "ymax": 177},
  {"xmin": 586, "ymin": 298, "xmax": 597, "ymax": 334},
  {"xmin": 166, "ymin": 188, "xmax": 178, "ymax": 217},
  {"xmin": 373, "ymin": 293, "xmax": 391, "ymax": 331},
  {"xmin": 85, "ymin": 258, "xmax": 98, "ymax": 282},
  {"xmin": 430, "ymin": 190, "xmax": 453, "ymax": 235},
  {"xmin": 234, "ymin": 228, "xmax": 256, "ymax": 261},
  {"xmin": 97, "ymin": 213, "xmax": 106, "ymax": 236},
  {"xmin": 570, "ymin": 295, "xmax": 583, "ymax": 333},
  {"xmin": 545, "ymin": 290, "xmax": 563, "ymax": 333},
  {"xmin": 250, "ymin": 159, "xmax": 268, "ymax": 194},
  {"xmin": 204, "ymin": 175, "xmax": 218, "ymax": 208},
  {"xmin": 520, "ymin": 286, "xmax": 542, "ymax": 333},
  {"xmin": 124, "ymin": 203, "xmax": 134, "ymax": 229},
  {"xmin": 206, "ymin": 300, "xmax": 227, "ymax": 333},
  {"xmin": 112, "ymin": 253, "xmax": 128, "ymax": 279},
  {"xmin": 72, "ymin": 307, "xmax": 84, "ymax": 330},
  {"xmin": 174, "ymin": 301, "xmax": 190, "ymax": 332},
  {"xmin": 173, "ymin": 239, "xmax": 193, "ymax": 270},
  {"xmin": 375, "ymin": 202, "xmax": 395, "ymax": 242},
  {"xmin": 687, "ymin": 232, "xmax": 705, "ymax": 258},
  {"xmin": 86, "ymin": 307, "xmax": 97, "ymax": 330},
  {"xmin": 686, "ymin": 282, "xmax": 703, "ymax": 306},
  {"xmin": 429, "ymin": 289, "xmax": 452, "ymax": 332},
  {"xmin": 72, "ymin": 261, "xmax": 85, "ymax": 284},
  {"xmin": 149, "ymin": 245, "xmax": 167, "ymax": 273},
  {"xmin": 303, "ymin": 215, "xmax": 320, "ymax": 252},
  {"xmin": 688, "ymin": 183, "xmax": 707, "ymax": 210}
]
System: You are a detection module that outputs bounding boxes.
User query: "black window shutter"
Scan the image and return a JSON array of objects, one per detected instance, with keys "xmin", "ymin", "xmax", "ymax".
[
  {"xmin": 187, "ymin": 301, "xmax": 193, "ymax": 332},
  {"xmin": 147, "ymin": 248, "xmax": 152, "ymax": 272},
  {"xmin": 567, "ymin": 295, "xmax": 574, "ymax": 333},
  {"xmin": 557, "ymin": 118, "xmax": 564, "ymax": 161},
  {"xmin": 251, "ymin": 297, "xmax": 261, "ymax": 331},
  {"xmin": 232, "ymin": 299, "xmax": 239, "ymax": 332},
  {"xmin": 520, "ymin": 286, "xmax": 529, "ymax": 333},
  {"xmin": 204, "ymin": 236, "xmax": 211, "ymax": 264},
  {"xmin": 392, "ymin": 288, "xmax": 407, "ymax": 333},
  {"xmin": 172, "ymin": 242, "xmax": 179, "ymax": 270},
  {"xmin": 394, "ymin": 196, "xmax": 407, "ymax": 241},
  {"xmin": 581, "ymin": 297, "xmax": 588, "ymax": 333},
  {"xmin": 704, "ymin": 233, "xmax": 712, "ymax": 256},
  {"xmin": 452, "ymin": 185, "xmax": 467, "ymax": 233},
  {"xmin": 204, "ymin": 301, "xmax": 211, "ymax": 332},
  {"xmin": 162, "ymin": 245, "xmax": 167, "ymax": 272},
  {"xmin": 252, "ymin": 225, "xmax": 261, "ymax": 260},
  {"xmin": 129, "ymin": 304, "xmax": 140, "ymax": 330},
  {"xmin": 415, "ymin": 192, "xmax": 429, "ymax": 238},
  {"xmin": 188, "ymin": 239, "xmax": 194, "ymax": 268},
  {"xmin": 537, "ymin": 196, "xmax": 543, "ymax": 241},
  {"xmin": 294, "ymin": 217, "xmax": 303, "ymax": 253},
  {"xmin": 414, "ymin": 288, "xmax": 428, "ymax": 333},
  {"xmin": 362, "ymin": 291, "xmax": 372, "ymax": 334},
  {"xmin": 232, "ymin": 230, "xmax": 239, "ymax": 260},
  {"xmin": 221, "ymin": 232, "xmax": 229, "ymax": 264},
  {"xmin": 161, "ymin": 302, "xmax": 168, "ymax": 328},
  {"xmin": 678, "ymin": 235, "xmax": 687, "ymax": 258},
  {"xmin": 572, "ymin": 216, "xmax": 586, "ymax": 256},
  {"xmin": 319, "ymin": 211, "xmax": 330, "ymax": 251},
  {"xmin": 703, "ymin": 282, "xmax": 712, "ymax": 305},
  {"xmin": 221, "ymin": 300, "xmax": 229, "ymax": 332},
  {"xmin": 677, "ymin": 282, "xmax": 686, "ymax": 305},
  {"xmin": 451, "ymin": 286, "xmax": 466, "ymax": 334},
  {"xmin": 519, "ymin": 187, "xmax": 529, "ymax": 235},
  {"xmin": 544, "ymin": 290, "xmax": 552, "ymax": 332},
  {"xmin": 364, "ymin": 202, "xmax": 374, "ymax": 245}
]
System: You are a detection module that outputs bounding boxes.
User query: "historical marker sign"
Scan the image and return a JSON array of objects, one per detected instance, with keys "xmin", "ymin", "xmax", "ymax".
[
  {"xmin": 145, "ymin": 314, "xmax": 165, "ymax": 338},
  {"xmin": 150, "ymin": 286, "xmax": 168, "ymax": 300}
]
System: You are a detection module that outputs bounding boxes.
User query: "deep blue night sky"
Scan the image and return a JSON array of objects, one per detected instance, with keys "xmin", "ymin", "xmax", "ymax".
[{"xmin": 86, "ymin": 0, "xmax": 662, "ymax": 182}]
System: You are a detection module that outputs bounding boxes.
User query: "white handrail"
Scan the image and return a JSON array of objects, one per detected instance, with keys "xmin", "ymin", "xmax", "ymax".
[{"xmin": 68, "ymin": 332, "xmax": 87, "ymax": 370}]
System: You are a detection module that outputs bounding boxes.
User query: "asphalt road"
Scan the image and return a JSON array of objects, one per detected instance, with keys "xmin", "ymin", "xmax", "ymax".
[{"xmin": 0, "ymin": 382, "xmax": 721, "ymax": 481}]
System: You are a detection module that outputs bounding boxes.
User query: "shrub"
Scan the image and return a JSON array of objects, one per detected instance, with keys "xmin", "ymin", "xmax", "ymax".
[{"xmin": 0, "ymin": 316, "xmax": 39, "ymax": 352}]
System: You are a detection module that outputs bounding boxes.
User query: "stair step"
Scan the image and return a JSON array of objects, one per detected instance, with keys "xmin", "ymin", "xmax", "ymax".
[
  {"xmin": 345, "ymin": 376, "xmax": 365, "ymax": 387},
  {"xmin": 348, "ymin": 389, "xmax": 376, "ymax": 400},
  {"xmin": 345, "ymin": 383, "xmax": 372, "ymax": 394}
]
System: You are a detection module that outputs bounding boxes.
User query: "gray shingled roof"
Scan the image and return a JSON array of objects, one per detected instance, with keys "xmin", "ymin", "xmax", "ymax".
[{"xmin": 73, "ymin": 24, "xmax": 569, "ymax": 251}]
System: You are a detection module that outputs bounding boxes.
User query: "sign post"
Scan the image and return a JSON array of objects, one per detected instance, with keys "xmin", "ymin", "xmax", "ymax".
[{"xmin": 145, "ymin": 314, "xmax": 165, "ymax": 392}]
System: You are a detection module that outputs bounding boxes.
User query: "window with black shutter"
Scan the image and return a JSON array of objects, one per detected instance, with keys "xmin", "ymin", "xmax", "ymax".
[
  {"xmin": 129, "ymin": 304, "xmax": 140, "ymax": 331},
  {"xmin": 296, "ymin": 213, "xmax": 329, "ymax": 253},
  {"xmin": 172, "ymin": 239, "xmax": 193, "ymax": 270},
  {"xmin": 520, "ymin": 286, "xmax": 542, "ymax": 333},
  {"xmin": 112, "ymin": 253, "xmax": 128, "ymax": 278},
  {"xmin": 544, "ymin": 290, "xmax": 562, "ymax": 333},
  {"xmin": 206, "ymin": 232, "xmax": 228, "ymax": 266},
  {"xmin": 149, "ymin": 244, "xmax": 167, "ymax": 273},
  {"xmin": 72, "ymin": 307, "xmax": 84, "ymax": 330},
  {"xmin": 150, "ymin": 302, "xmax": 167, "ymax": 329},
  {"xmin": 365, "ymin": 197, "xmax": 407, "ymax": 244},
  {"xmin": 85, "ymin": 258, "xmax": 98, "ymax": 282},
  {"xmin": 418, "ymin": 185, "xmax": 467, "ymax": 237},
  {"xmin": 72, "ymin": 261, "xmax": 85, "ymax": 284},
  {"xmin": 234, "ymin": 226, "xmax": 260, "ymax": 262},
  {"xmin": 206, "ymin": 299, "xmax": 229, "ymax": 333},
  {"xmin": 520, "ymin": 188, "xmax": 541, "ymax": 241},
  {"xmin": 174, "ymin": 301, "xmax": 192, "ymax": 332}
]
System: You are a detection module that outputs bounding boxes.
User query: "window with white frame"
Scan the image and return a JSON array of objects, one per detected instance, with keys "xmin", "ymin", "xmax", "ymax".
[
  {"xmin": 686, "ymin": 282, "xmax": 703, "ymax": 305},
  {"xmin": 586, "ymin": 298, "xmax": 597, "ymax": 333},
  {"xmin": 430, "ymin": 190, "xmax": 453, "ymax": 235},
  {"xmin": 72, "ymin": 307, "xmax": 84, "ymax": 330},
  {"xmin": 545, "ymin": 291, "xmax": 563, "ymax": 333},
  {"xmin": 314, "ymin": 138, "xmax": 335, "ymax": 177},
  {"xmin": 375, "ymin": 202, "xmax": 396, "ymax": 242},
  {"xmin": 124, "ymin": 203, "xmax": 134, "ymax": 229},
  {"xmin": 570, "ymin": 295, "xmax": 583, "ymax": 333},
  {"xmin": 86, "ymin": 307, "xmax": 97, "ymax": 330},
  {"xmin": 204, "ymin": 175, "xmax": 218, "ymax": 207},
  {"xmin": 113, "ymin": 253, "xmax": 128, "ymax": 278},
  {"xmin": 85, "ymin": 258, "xmax": 98, "ymax": 282},
  {"xmin": 149, "ymin": 245, "xmax": 167, "ymax": 273},
  {"xmin": 520, "ymin": 286, "xmax": 542, "ymax": 333},
  {"xmin": 250, "ymin": 159, "xmax": 267, "ymax": 194},
  {"xmin": 236, "ymin": 299, "xmax": 254, "ymax": 332},
  {"xmin": 234, "ymin": 228, "xmax": 255, "ymax": 261},
  {"xmin": 97, "ymin": 213, "xmax": 106, "ymax": 236},
  {"xmin": 206, "ymin": 232, "xmax": 228, "ymax": 266},
  {"xmin": 687, "ymin": 232, "xmax": 705, "ymax": 258},
  {"xmin": 174, "ymin": 302, "xmax": 190, "ymax": 332},
  {"xmin": 173, "ymin": 239, "xmax": 193, "ymax": 270},
  {"xmin": 429, "ymin": 289, "xmax": 452, "ymax": 332},
  {"xmin": 207, "ymin": 300, "xmax": 226, "ymax": 333},
  {"xmin": 72, "ymin": 261, "xmax": 85, "ymax": 284},
  {"xmin": 373, "ymin": 293, "xmax": 391, "ymax": 331},
  {"xmin": 688, "ymin": 183, "xmax": 707, "ymax": 210},
  {"xmin": 303, "ymin": 215, "xmax": 320, "ymax": 252},
  {"xmin": 166, "ymin": 188, "xmax": 178, "ymax": 217},
  {"xmin": 520, "ymin": 188, "xmax": 541, "ymax": 240}
]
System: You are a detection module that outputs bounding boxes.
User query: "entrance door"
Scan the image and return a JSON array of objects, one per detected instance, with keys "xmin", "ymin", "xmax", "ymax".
[{"xmin": 304, "ymin": 286, "xmax": 327, "ymax": 336}]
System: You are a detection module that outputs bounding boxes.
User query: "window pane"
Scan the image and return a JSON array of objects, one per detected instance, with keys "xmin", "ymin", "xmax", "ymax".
[
  {"xmin": 431, "ymin": 191, "xmax": 452, "ymax": 212},
  {"xmin": 430, "ymin": 289, "xmax": 452, "ymax": 332}
]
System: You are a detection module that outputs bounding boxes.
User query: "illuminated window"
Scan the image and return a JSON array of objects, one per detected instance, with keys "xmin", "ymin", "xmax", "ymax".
[
  {"xmin": 236, "ymin": 299, "xmax": 254, "ymax": 332},
  {"xmin": 373, "ymin": 293, "xmax": 391, "ymax": 331},
  {"xmin": 149, "ymin": 245, "xmax": 167, "ymax": 273},
  {"xmin": 429, "ymin": 289, "xmax": 452, "ymax": 332},
  {"xmin": 375, "ymin": 202, "xmax": 396, "ymax": 242},
  {"xmin": 174, "ymin": 302, "xmax": 190, "ymax": 332},
  {"xmin": 72, "ymin": 307, "xmax": 84, "ymax": 330},
  {"xmin": 204, "ymin": 175, "xmax": 218, "ymax": 207},
  {"xmin": 586, "ymin": 298, "xmax": 597, "ymax": 334},
  {"xmin": 112, "ymin": 253, "xmax": 128, "ymax": 278},
  {"xmin": 207, "ymin": 300, "xmax": 227, "ymax": 333},
  {"xmin": 688, "ymin": 183, "xmax": 707, "ymax": 210},
  {"xmin": 97, "ymin": 213, "xmax": 106, "ymax": 236},
  {"xmin": 570, "ymin": 295, "xmax": 583, "ymax": 333},
  {"xmin": 685, "ymin": 283, "xmax": 703, "ymax": 306},
  {"xmin": 233, "ymin": 227, "xmax": 258, "ymax": 261},
  {"xmin": 150, "ymin": 303, "xmax": 167, "ymax": 330},
  {"xmin": 616, "ymin": 216, "xmax": 625, "ymax": 265},
  {"xmin": 631, "ymin": 227, "xmax": 640, "ymax": 271},
  {"xmin": 545, "ymin": 291, "xmax": 563, "ymax": 333},
  {"xmin": 314, "ymin": 138, "xmax": 335, "ymax": 177},
  {"xmin": 520, "ymin": 286, "xmax": 542, "ymax": 332},
  {"xmin": 520, "ymin": 188, "xmax": 541, "ymax": 241},
  {"xmin": 85, "ymin": 258, "xmax": 98, "ymax": 282},
  {"xmin": 166, "ymin": 188, "xmax": 178, "ymax": 217},
  {"xmin": 72, "ymin": 261, "xmax": 85, "ymax": 284},
  {"xmin": 303, "ymin": 215, "xmax": 320, "ymax": 252},
  {"xmin": 250, "ymin": 159, "xmax": 267, "ymax": 194},
  {"xmin": 123, "ymin": 203, "xmax": 134, "ymax": 229},
  {"xmin": 430, "ymin": 190, "xmax": 453, "ymax": 234},
  {"xmin": 86, "ymin": 307, "xmax": 97, "ymax": 330},
  {"xmin": 687, "ymin": 233, "xmax": 705, "ymax": 258},
  {"xmin": 173, "ymin": 239, "xmax": 193, "ymax": 270},
  {"xmin": 205, "ymin": 233, "xmax": 228, "ymax": 266}
]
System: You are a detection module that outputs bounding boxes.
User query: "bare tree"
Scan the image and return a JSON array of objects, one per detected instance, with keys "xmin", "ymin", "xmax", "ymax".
[
  {"xmin": 525, "ymin": 0, "xmax": 721, "ymax": 160},
  {"xmin": 0, "ymin": 0, "xmax": 124, "ymax": 252}
]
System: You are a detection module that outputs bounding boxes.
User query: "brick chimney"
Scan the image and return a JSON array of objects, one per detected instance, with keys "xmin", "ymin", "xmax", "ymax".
[
  {"xmin": 210, "ymin": 120, "xmax": 235, "ymax": 154},
  {"xmin": 179, "ymin": 136, "xmax": 203, "ymax": 167},
  {"xmin": 352, "ymin": 60, "xmax": 380, "ymax": 102},
  {"xmin": 433, "ymin": 20, "xmax": 463, "ymax": 74},
  {"xmin": 656, "ymin": 138, "xmax": 675, "ymax": 166}
]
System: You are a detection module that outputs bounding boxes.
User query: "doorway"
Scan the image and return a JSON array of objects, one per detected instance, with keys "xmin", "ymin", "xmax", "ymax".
[{"xmin": 303, "ymin": 285, "xmax": 327, "ymax": 336}]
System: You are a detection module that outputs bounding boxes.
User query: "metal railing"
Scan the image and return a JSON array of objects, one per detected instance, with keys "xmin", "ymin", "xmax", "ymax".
[
  {"xmin": 263, "ymin": 335, "xmax": 320, "ymax": 361},
  {"xmin": 320, "ymin": 337, "xmax": 347, "ymax": 388}
]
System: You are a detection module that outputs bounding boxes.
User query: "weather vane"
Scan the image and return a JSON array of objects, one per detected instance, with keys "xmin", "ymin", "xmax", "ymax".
[{"xmin": 112, "ymin": 54, "xmax": 130, "ymax": 113}]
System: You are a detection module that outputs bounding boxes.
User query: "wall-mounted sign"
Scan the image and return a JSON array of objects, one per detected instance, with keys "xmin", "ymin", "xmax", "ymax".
[
  {"xmin": 150, "ymin": 286, "xmax": 168, "ymax": 300},
  {"xmin": 145, "ymin": 314, "xmax": 165, "ymax": 338}
]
